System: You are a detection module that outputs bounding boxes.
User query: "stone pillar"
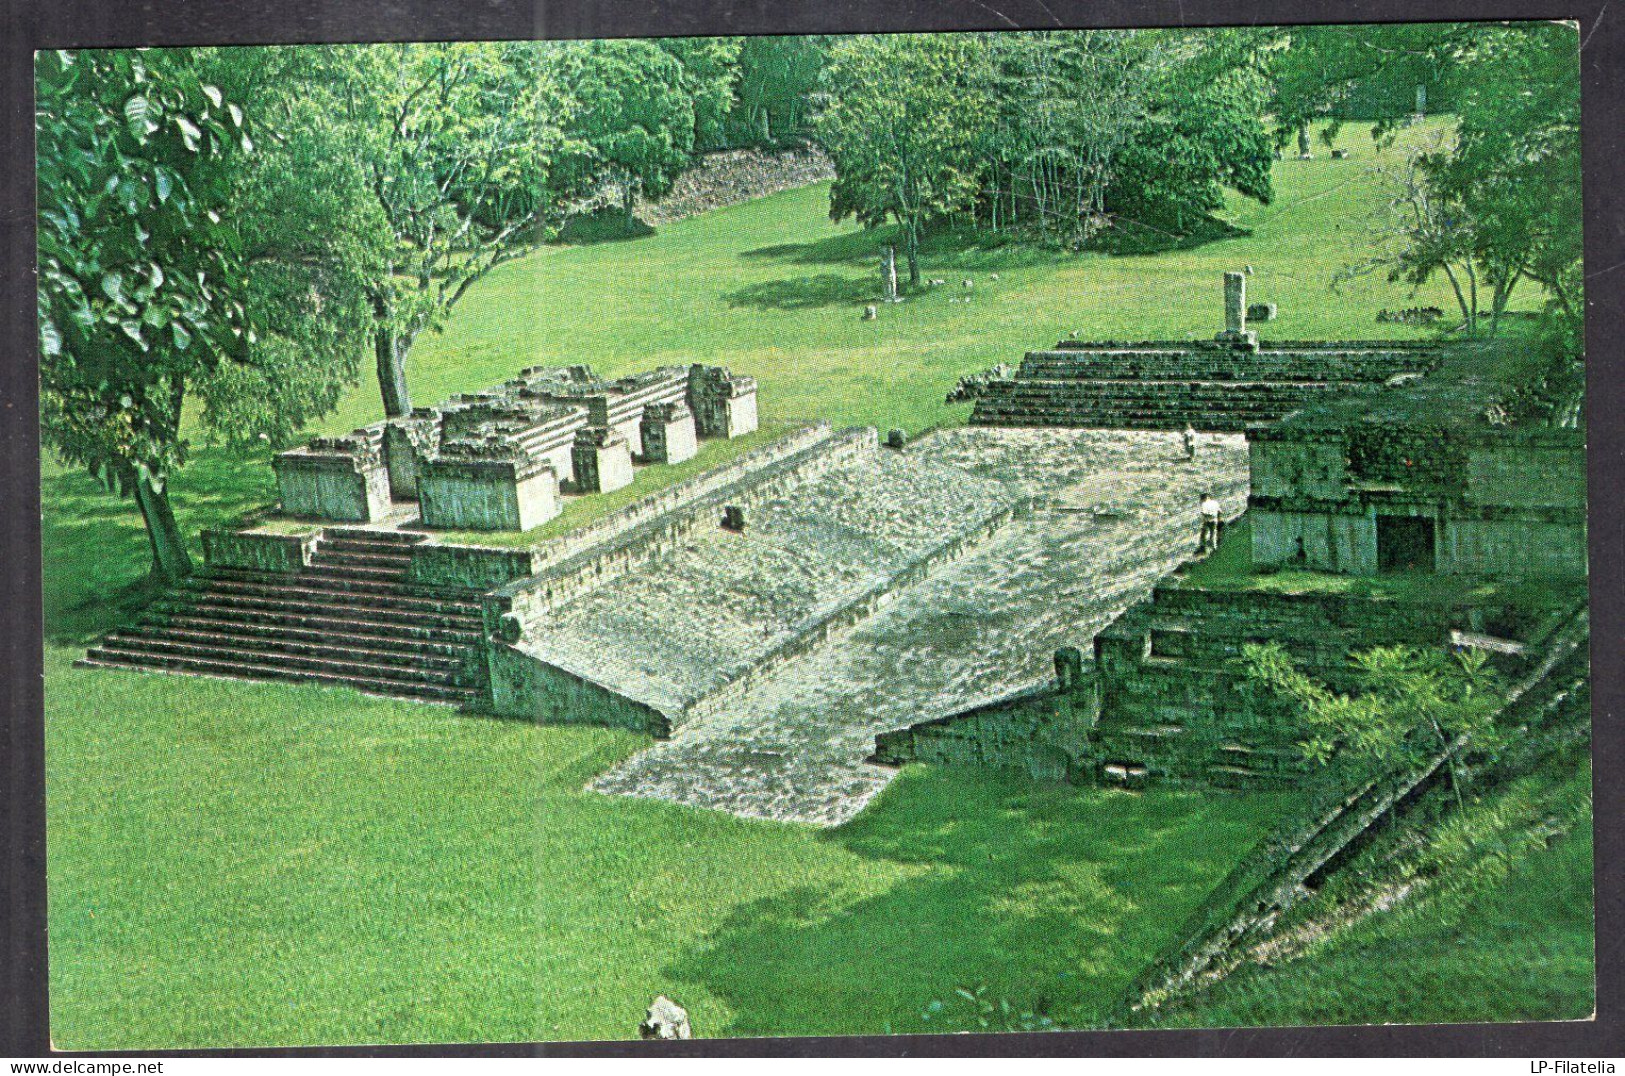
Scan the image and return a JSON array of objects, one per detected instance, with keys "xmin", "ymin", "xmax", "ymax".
[
  {"xmin": 571, "ymin": 426, "xmax": 634, "ymax": 493},
  {"xmin": 1416, "ymin": 84, "xmax": 1427, "ymax": 115},
  {"xmin": 1224, "ymin": 271, "xmax": 1246, "ymax": 335},
  {"xmin": 882, "ymin": 245, "xmax": 899, "ymax": 302}
]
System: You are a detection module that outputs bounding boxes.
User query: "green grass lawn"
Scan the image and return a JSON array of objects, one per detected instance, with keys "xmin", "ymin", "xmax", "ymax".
[
  {"xmin": 43, "ymin": 647, "xmax": 1294, "ymax": 1047},
  {"xmin": 40, "ymin": 118, "xmax": 1568, "ymax": 1046}
]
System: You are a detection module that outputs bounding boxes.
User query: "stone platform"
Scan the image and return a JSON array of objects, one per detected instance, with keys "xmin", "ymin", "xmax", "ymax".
[{"xmin": 590, "ymin": 427, "xmax": 1248, "ymax": 825}]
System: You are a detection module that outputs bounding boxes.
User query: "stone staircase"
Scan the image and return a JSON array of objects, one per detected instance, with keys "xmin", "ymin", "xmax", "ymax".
[
  {"xmin": 970, "ymin": 377, "xmax": 1355, "ymax": 432},
  {"xmin": 80, "ymin": 528, "xmax": 487, "ymax": 705}
]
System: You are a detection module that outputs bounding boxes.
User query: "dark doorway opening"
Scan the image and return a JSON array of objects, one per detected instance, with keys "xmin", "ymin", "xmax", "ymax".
[{"xmin": 1376, "ymin": 514, "xmax": 1436, "ymax": 572}]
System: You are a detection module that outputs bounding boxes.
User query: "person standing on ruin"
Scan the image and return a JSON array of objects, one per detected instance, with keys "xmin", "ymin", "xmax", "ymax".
[
  {"xmin": 1182, "ymin": 424, "xmax": 1198, "ymax": 461},
  {"xmin": 1199, "ymin": 491, "xmax": 1222, "ymax": 554}
]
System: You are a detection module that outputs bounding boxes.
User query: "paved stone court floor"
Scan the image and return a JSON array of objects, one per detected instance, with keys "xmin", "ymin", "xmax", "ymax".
[{"xmin": 590, "ymin": 427, "xmax": 1249, "ymax": 826}]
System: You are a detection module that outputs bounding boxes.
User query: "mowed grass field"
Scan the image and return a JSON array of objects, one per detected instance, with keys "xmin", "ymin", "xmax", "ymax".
[
  {"xmin": 44, "ymin": 646, "xmax": 1297, "ymax": 1047},
  {"xmin": 40, "ymin": 120, "xmax": 1567, "ymax": 1047}
]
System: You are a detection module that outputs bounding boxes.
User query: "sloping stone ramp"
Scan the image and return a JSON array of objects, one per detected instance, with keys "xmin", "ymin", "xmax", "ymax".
[{"xmin": 592, "ymin": 428, "xmax": 1248, "ymax": 825}]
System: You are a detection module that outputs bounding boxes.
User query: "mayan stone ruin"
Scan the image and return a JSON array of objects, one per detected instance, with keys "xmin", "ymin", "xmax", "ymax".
[{"xmin": 81, "ymin": 274, "xmax": 1589, "ymax": 824}]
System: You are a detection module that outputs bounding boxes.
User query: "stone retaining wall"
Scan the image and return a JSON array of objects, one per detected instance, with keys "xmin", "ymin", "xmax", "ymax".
[{"xmin": 201, "ymin": 529, "xmax": 317, "ymax": 574}]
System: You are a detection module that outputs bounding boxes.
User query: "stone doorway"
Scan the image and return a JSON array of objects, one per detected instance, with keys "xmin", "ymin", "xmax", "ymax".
[{"xmin": 1376, "ymin": 513, "xmax": 1436, "ymax": 572}]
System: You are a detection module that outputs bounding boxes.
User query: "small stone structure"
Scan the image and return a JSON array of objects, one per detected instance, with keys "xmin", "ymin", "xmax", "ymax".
[
  {"xmin": 273, "ymin": 362, "xmax": 757, "ymax": 532},
  {"xmin": 1247, "ymin": 302, "xmax": 1277, "ymax": 323},
  {"xmin": 1216, "ymin": 271, "xmax": 1257, "ymax": 350},
  {"xmin": 571, "ymin": 425, "xmax": 635, "ymax": 494},
  {"xmin": 271, "ymin": 429, "xmax": 392, "ymax": 523},
  {"xmin": 1249, "ymin": 376, "xmax": 1587, "ymax": 578},
  {"xmin": 688, "ymin": 363, "xmax": 759, "ymax": 440},
  {"xmin": 639, "ymin": 401, "xmax": 698, "ymax": 465}
]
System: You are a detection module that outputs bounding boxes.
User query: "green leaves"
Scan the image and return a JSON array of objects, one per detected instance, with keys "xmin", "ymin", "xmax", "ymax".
[{"xmin": 123, "ymin": 94, "xmax": 156, "ymax": 138}]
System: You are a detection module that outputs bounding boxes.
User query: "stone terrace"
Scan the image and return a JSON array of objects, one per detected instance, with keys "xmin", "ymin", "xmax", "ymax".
[
  {"xmin": 968, "ymin": 340, "xmax": 1440, "ymax": 433},
  {"xmin": 591, "ymin": 427, "xmax": 1248, "ymax": 825},
  {"xmin": 515, "ymin": 451, "xmax": 1017, "ymax": 719}
]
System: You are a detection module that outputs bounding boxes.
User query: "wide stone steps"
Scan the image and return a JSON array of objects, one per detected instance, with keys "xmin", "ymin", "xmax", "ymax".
[
  {"xmin": 1018, "ymin": 350, "xmax": 1433, "ymax": 384},
  {"xmin": 311, "ymin": 548, "xmax": 416, "ymax": 572},
  {"xmin": 80, "ymin": 647, "xmax": 478, "ymax": 704},
  {"xmin": 83, "ymin": 525, "xmax": 490, "ymax": 705},
  {"xmin": 194, "ymin": 571, "xmax": 484, "ymax": 617},
  {"xmin": 112, "ymin": 624, "xmax": 469, "ymax": 675},
  {"xmin": 93, "ymin": 633, "xmax": 469, "ymax": 685},
  {"xmin": 152, "ymin": 613, "xmax": 480, "ymax": 656},
  {"xmin": 155, "ymin": 591, "xmax": 483, "ymax": 634},
  {"xmin": 970, "ymin": 378, "xmax": 1350, "ymax": 432}
]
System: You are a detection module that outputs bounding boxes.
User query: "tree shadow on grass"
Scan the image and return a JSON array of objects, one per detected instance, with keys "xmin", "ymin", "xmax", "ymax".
[
  {"xmin": 722, "ymin": 273, "xmax": 875, "ymax": 311},
  {"xmin": 554, "ymin": 208, "xmax": 657, "ymax": 245},
  {"xmin": 42, "ymin": 444, "xmax": 276, "ymax": 644},
  {"xmin": 663, "ymin": 769, "xmax": 1290, "ymax": 1039},
  {"xmin": 738, "ymin": 214, "xmax": 1253, "ymax": 274}
]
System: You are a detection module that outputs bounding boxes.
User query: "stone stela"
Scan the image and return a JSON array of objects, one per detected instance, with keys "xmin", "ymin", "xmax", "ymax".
[{"xmin": 272, "ymin": 362, "xmax": 758, "ymax": 532}]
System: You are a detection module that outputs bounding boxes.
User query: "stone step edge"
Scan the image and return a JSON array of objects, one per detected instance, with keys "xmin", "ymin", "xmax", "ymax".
[
  {"xmin": 76, "ymin": 654, "xmax": 474, "ymax": 704},
  {"xmin": 95, "ymin": 637, "xmax": 473, "ymax": 687}
]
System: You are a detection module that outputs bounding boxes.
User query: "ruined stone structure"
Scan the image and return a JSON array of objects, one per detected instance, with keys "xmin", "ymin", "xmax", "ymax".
[
  {"xmin": 960, "ymin": 339, "xmax": 1441, "ymax": 432},
  {"xmin": 272, "ymin": 362, "xmax": 754, "ymax": 531},
  {"xmin": 639, "ymin": 401, "xmax": 698, "ymax": 465},
  {"xmin": 1249, "ymin": 390, "xmax": 1587, "ymax": 577},
  {"xmin": 880, "ymin": 331, "xmax": 1589, "ymax": 793}
]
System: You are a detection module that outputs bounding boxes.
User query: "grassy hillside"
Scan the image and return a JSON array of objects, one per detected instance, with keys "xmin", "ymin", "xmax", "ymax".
[{"xmin": 1131, "ymin": 762, "xmax": 1595, "ymax": 1029}]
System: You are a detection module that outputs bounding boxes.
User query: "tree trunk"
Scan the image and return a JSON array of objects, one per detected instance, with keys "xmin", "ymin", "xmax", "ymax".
[
  {"xmin": 133, "ymin": 465, "xmax": 193, "ymax": 582},
  {"xmin": 375, "ymin": 327, "xmax": 412, "ymax": 418},
  {"xmin": 904, "ymin": 218, "xmax": 921, "ymax": 287}
]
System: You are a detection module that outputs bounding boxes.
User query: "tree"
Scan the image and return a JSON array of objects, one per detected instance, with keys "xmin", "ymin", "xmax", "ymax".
[
  {"xmin": 36, "ymin": 47, "xmax": 255, "ymax": 580},
  {"xmin": 817, "ymin": 34, "xmax": 993, "ymax": 285},
  {"xmin": 1104, "ymin": 28, "xmax": 1275, "ymax": 234},
  {"xmin": 337, "ymin": 42, "xmax": 575, "ymax": 417},
  {"xmin": 1342, "ymin": 130, "xmax": 1484, "ymax": 334},
  {"xmin": 656, "ymin": 37, "xmax": 742, "ymax": 152},
  {"xmin": 975, "ymin": 30, "xmax": 1155, "ymax": 243},
  {"xmin": 730, "ymin": 35, "xmax": 829, "ymax": 146},
  {"xmin": 559, "ymin": 41, "xmax": 695, "ymax": 222},
  {"xmin": 1245, "ymin": 642, "xmax": 1502, "ymax": 810},
  {"xmin": 192, "ymin": 46, "xmax": 389, "ymax": 448}
]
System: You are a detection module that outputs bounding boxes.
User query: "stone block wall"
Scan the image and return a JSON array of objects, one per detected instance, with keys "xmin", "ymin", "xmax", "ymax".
[
  {"xmin": 201, "ymin": 529, "xmax": 317, "ymax": 573},
  {"xmin": 640, "ymin": 403, "xmax": 698, "ymax": 464},
  {"xmin": 418, "ymin": 455, "xmax": 560, "ymax": 531},
  {"xmin": 873, "ymin": 682, "xmax": 1101, "ymax": 783},
  {"xmin": 1086, "ymin": 585, "xmax": 1467, "ymax": 786},
  {"xmin": 273, "ymin": 446, "xmax": 392, "ymax": 523},
  {"xmin": 571, "ymin": 427, "xmax": 635, "ymax": 493},
  {"xmin": 486, "ymin": 642, "xmax": 675, "ymax": 736}
]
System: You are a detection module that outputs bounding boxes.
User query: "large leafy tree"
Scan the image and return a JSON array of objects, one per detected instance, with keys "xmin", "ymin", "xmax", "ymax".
[
  {"xmin": 337, "ymin": 41, "xmax": 574, "ymax": 417},
  {"xmin": 194, "ymin": 46, "xmax": 389, "ymax": 447},
  {"xmin": 37, "ymin": 47, "xmax": 255, "ymax": 580},
  {"xmin": 730, "ymin": 35, "xmax": 829, "ymax": 146},
  {"xmin": 656, "ymin": 37, "xmax": 742, "ymax": 152},
  {"xmin": 817, "ymin": 34, "xmax": 993, "ymax": 286},
  {"xmin": 558, "ymin": 41, "xmax": 695, "ymax": 222}
]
